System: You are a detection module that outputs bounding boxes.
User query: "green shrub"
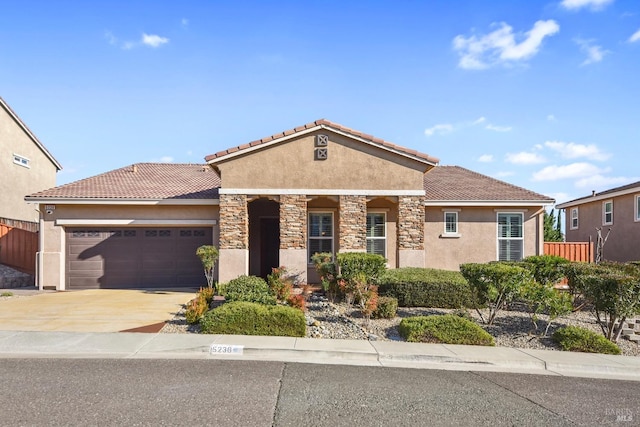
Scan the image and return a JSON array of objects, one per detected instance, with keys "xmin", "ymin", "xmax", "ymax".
[
  {"xmin": 398, "ymin": 315, "xmax": 494, "ymax": 346},
  {"xmin": 200, "ymin": 301, "xmax": 306, "ymax": 337},
  {"xmin": 379, "ymin": 267, "xmax": 474, "ymax": 308},
  {"xmin": 521, "ymin": 255, "xmax": 570, "ymax": 286},
  {"xmin": 1, "ymin": 291, "xmax": 14, "ymax": 297},
  {"xmin": 552, "ymin": 326, "xmax": 621, "ymax": 355},
  {"xmin": 267, "ymin": 266, "xmax": 293, "ymax": 302},
  {"xmin": 460, "ymin": 262, "xmax": 534, "ymax": 325},
  {"xmin": 221, "ymin": 275, "xmax": 276, "ymax": 305},
  {"xmin": 336, "ymin": 252, "xmax": 387, "ymax": 284},
  {"xmin": 372, "ymin": 296, "xmax": 398, "ymax": 319}
]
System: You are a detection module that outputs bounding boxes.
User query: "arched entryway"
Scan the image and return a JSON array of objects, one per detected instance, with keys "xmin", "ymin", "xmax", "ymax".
[{"xmin": 248, "ymin": 197, "xmax": 280, "ymax": 278}]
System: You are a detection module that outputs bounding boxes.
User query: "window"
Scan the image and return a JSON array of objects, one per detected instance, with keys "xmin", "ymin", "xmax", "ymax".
[
  {"xmin": 308, "ymin": 212, "xmax": 333, "ymax": 262},
  {"xmin": 603, "ymin": 200, "xmax": 613, "ymax": 225},
  {"xmin": 570, "ymin": 208, "xmax": 579, "ymax": 230},
  {"xmin": 497, "ymin": 213, "xmax": 523, "ymax": 261},
  {"xmin": 366, "ymin": 213, "xmax": 386, "ymax": 256},
  {"xmin": 636, "ymin": 195, "xmax": 640, "ymax": 222},
  {"xmin": 13, "ymin": 154, "xmax": 30, "ymax": 168},
  {"xmin": 444, "ymin": 211, "xmax": 458, "ymax": 234}
]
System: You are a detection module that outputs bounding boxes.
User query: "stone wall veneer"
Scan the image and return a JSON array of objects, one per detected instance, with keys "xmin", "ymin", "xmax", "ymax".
[
  {"xmin": 219, "ymin": 194, "xmax": 248, "ymax": 249},
  {"xmin": 280, "ymin": 194, "xmax": 307, "ymax": 249},
  {"xmin": 398, "ymin": 196, "xmax": 425, "ymax": 250},
  {"xmin": 339, "ymin": 195, "xmax": 367, "ymax": 251}
]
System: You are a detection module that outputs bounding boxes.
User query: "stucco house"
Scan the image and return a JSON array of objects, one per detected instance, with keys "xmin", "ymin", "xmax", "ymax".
[
  {"xmin": 557, "ymin": 181, "xmax": 640, "ymax": 262},
  {"xmin": 26, "ymin": 119, "xmax": 553, "ymax": 290},
  {"xmin": 1, "ymin": 97, "xmax": 62, "ymax": 223}
]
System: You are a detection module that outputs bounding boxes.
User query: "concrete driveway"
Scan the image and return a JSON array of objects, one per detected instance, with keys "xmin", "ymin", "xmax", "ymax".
[{"xmin": 0, "ymin": 288, "xmax": 197, "ymax": 332}]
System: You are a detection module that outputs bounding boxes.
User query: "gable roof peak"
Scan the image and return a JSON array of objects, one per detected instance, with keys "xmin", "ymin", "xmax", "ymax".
[
  {"xmin": 205, "ymin": 119, "xmax": 440, "ymax": 165},
  {"xmin": 0, "ymin": 97, "xmax": 62, "ymax": 171}
]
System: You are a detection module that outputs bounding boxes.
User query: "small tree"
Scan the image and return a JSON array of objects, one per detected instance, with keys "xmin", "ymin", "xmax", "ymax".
[
  {"xmin": 581, "ymin": 262, "xmax": 640, "ymax": 342},
  {"xmin": 543, "ymin": 209, "xmax": 563, "ymax": 242},
  {"xmin": 196, "ymin": 245, "xmax": 219, "ymax": 291},
  {"xmin": 460, "ymin": 262, "xmax": 534, "ymax": 325}
]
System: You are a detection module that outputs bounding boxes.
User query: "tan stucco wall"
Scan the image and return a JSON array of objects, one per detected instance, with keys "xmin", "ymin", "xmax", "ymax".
[
  {"xmin": 424, "ymin": 206, "xmax": 544, "ymax": 271},
  {"xmin": 0, "ymin": 107, "xmax": 58, "ymax": 222},
  {"xmin": 564, "ymin": 193, "xmax": 640, "ymax": 262},
  {"xmin": 38, "ymin": 204, "xmax": 219, "ymax": 290},
  {"xmin": 215, "ymin": 130, "xmax": 428, "ymax": 191}
]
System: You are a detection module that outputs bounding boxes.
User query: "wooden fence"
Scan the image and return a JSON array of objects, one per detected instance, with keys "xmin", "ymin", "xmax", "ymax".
[
  {"xmin": 544, "ymin": 242, "xmax": 594, "ymax": 263},
  {"xmin": 0, "ymin": 224, "xmax": 38, "ymax": 275}
]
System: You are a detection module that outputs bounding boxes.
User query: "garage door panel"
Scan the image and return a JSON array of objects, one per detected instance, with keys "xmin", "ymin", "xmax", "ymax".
[{"xmin": 67, "ymin": 227, "xmax": 212, "ymax": 289}]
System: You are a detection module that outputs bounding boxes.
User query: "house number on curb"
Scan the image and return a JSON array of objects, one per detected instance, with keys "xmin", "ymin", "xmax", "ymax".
[{"xmin": 210, "ymin": 344, "xmax": 244, "ymax": 355}]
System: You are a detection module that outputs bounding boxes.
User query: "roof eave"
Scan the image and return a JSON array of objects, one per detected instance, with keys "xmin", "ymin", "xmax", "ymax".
[
  {"xmin": 24, "ymin": 197, "xmax": 220, "ymax": 206},
  {"xmin": 556, "ymin": 186, "xmax": 640, "ymax": 209},
  {"xmin": 424, "ymin": 200, "xmax": 555, "ymax": 207}
]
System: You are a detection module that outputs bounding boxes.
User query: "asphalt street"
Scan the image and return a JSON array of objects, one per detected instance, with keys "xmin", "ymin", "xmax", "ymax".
[{"xmin": 1, "ymin": 359, "xmax": 638, "ymax": 426}]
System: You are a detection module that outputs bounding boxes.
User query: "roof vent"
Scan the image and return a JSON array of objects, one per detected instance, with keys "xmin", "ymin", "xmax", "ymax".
[
  {"xmin": 132, "ymin": 164, "xmax": 137, "ymax": 173},
  {"xmin": 592, "ymin": 190, "xmax": 596, "ymax": 196}
]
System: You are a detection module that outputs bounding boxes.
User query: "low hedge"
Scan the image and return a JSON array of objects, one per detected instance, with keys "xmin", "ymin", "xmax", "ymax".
[
  {"xmin": 200, "ymin": 301, "xmax": 306, "ymax": 337},
  {"xmin": 221, "ymin": 275, "xmax": 276, "ymax": 305},
  {"xmin": 378, "ymin": 268, "xmax": 474, "ymax": 308},
  {"xmin": 398, "ymin": 315, "xmax": 494, "ymax": 346},
  {"xmin": 372, "ymin": 296, "xmax": 398, "ymax": 319},
  {"xmin": 552, "ymin": 326, "xmax": 621, "ymax": 355}
]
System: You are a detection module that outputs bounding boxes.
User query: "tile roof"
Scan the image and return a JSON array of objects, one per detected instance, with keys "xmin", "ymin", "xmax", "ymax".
[
  {"xmin": 424, "ymin": 166, "xmax": 554, "ymax": 203},
  {"xmin": 0, "ymin": 97, "xmax": 63, "ymax": 171},
  {"xmin": 205, "ymin": 119, "xmax": 440, "ymax": 165},
  {"xmin": 26, "ymin": 163, "xmax": 220, "ymax": 200},
  {"xmin": 557, "ymin": 180, "xmax": 640, "ymax": 208}
]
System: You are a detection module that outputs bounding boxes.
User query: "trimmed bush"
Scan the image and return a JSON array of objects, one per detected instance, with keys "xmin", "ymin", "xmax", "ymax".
[
  {"xmin": 552, "ymin": 326, "xmax": 621, "ymax": 355},
  {"xmin": 378, "ymin": 267, "xmax": 474, "ymax": 308},
  {"xmin": 336, "ymin": 252, "xmax": 387, "ymax": 284},
  {"xmin": 372, "ymin": 296, "xmax": 398, "ymax": 319},
  {"xmin": 398, "ymin": 315, "xmax": 494, "ymax": 346},
  {"xmin": 200, "ymin": 301, "xmax": 306, "ymax": 337},
  {"xmin": 521, "ymin": 255, "xmax": 570, "ymax": 286},
  {"xmin": 221, "ymin": 275, "xmax": 276, "ymax": 305}
]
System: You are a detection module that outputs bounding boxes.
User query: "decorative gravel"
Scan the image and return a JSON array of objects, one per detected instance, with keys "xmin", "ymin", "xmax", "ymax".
[{"xmin": 161, "ymin": 293, "xmax": 640, "ymax": 357}]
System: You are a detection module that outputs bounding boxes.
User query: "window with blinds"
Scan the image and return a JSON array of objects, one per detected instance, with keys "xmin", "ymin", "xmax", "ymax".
[
  {"xmin": 308, "ymin": 212, "xmax": 333, "ymax": 262},
  {"xmin": 497, "ymin": 213, "xmax": 523, "ymax": 261},
  {"xmin": 366, "ymin": 213, "xmax": 386, "ymax": 256}
]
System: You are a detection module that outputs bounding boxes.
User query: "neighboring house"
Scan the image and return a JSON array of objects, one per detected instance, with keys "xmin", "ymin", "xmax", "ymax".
[
  {"xmin": 0, "ymin": 97, "xmax": 62, "ymax": 223},
  {"xmin": 557, "ymin": 181, "xmax": 640, "ymax": 262},
  {"xmin": 26, "ymin": 119, "xmax": 553, "ymax": 290}
]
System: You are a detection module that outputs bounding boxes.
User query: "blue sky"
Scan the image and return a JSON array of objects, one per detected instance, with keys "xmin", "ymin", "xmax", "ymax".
[{"xmin": 1, "ymin": 0, "xmax": 639, "ymax": 207}]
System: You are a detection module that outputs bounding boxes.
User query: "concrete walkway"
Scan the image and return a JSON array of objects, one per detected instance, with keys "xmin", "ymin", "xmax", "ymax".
[{"xmin": 1, "ymin": 289, "xmax": 639, "ymax": 381}]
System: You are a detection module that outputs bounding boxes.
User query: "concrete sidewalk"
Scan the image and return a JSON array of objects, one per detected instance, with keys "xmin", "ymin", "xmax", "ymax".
[{"xmin": 1, "ymin": 330, "xmax": 639, "ymax": 382}]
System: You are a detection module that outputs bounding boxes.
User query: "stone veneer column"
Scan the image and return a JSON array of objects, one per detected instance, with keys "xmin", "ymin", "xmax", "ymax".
[
  {"xmin": 339, "ymin": 195, "xmax": 367, "ymax": 252},
  {"xmin": 218, "ymin": 194, "xmax": 249, "ymax": 283},
  {"xmin": 397, "ymin": 195, "xmax": 426, "ymax": 267},
  {"xmin": 279, "ymin": 194, "xmax": 308, "ymax": 282}
]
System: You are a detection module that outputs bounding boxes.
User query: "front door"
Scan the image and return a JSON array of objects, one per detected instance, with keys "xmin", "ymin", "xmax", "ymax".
[{"xmin": 260, "ymin": 218, "xmax": 279, "ymax": 278}]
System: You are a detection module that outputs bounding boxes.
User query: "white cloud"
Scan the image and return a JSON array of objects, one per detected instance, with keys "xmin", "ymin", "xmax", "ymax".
[
  {"xmin": 151, "ymin": 156, "xmax": 174, "ymax": 163},
  {"xmin": 560, "ymin": 0, "xmax": 614, "ymax": 11},
  {"xmin": 478, "ymin": 154, "xmax": 494, "ymax": 162},
  {"xmin": 181, "ymin": 18, "xmax": 189, "ymax": 28},
  {"xmin": 575, "ymin": 39, "xmax": 609, "ymax": 65},
  {"xmin": 505, "ymin": 152, "xmax": 547, "ymax": 165},
  {"xmin": 629, "ymin": 29, "xmax": 640, "ymax": 43},
  {"xmin": 104, "ymin": 31, "xmax": 117, "ymax": 45},
  {"xmin": 547, "ymin": 114, "xmax": 557, "ymax": 121},
  {"xmin": 532, "ymin": 162, "xmax": 609, "ymax": 181},
  {"xmin": 472, "ymin": 117, "xmax": 486, "ymax": 125},
  {"xmin": 142, "ymin": 33, "xmax": 169, "ymax": 48},
  {"xmin": 485, "ymin": 124, "xmax": 512, "ymax": 132},
  {"xmin": 424, "ymin": 124, "xmax": 454, "ymax": 136},
  {"xmin": 548, "ymin": 192, "xmax": 571, "ymax": 205},
  {"xmin": 575, "ymin": 174, "xmax": 634, "ymax": 189},
  {"xmin": 544, "ymin": 141, "xmax": 610, "ymax": 161},
  {"xmin": 453, "ymin": 20, "xmax": 559, "ymax": 69}
]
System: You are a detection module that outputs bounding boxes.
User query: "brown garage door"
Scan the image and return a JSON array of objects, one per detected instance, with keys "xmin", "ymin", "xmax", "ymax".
[{"xmin": 66, "ymin": 227, "xmax": 212, "ymax": 289}]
